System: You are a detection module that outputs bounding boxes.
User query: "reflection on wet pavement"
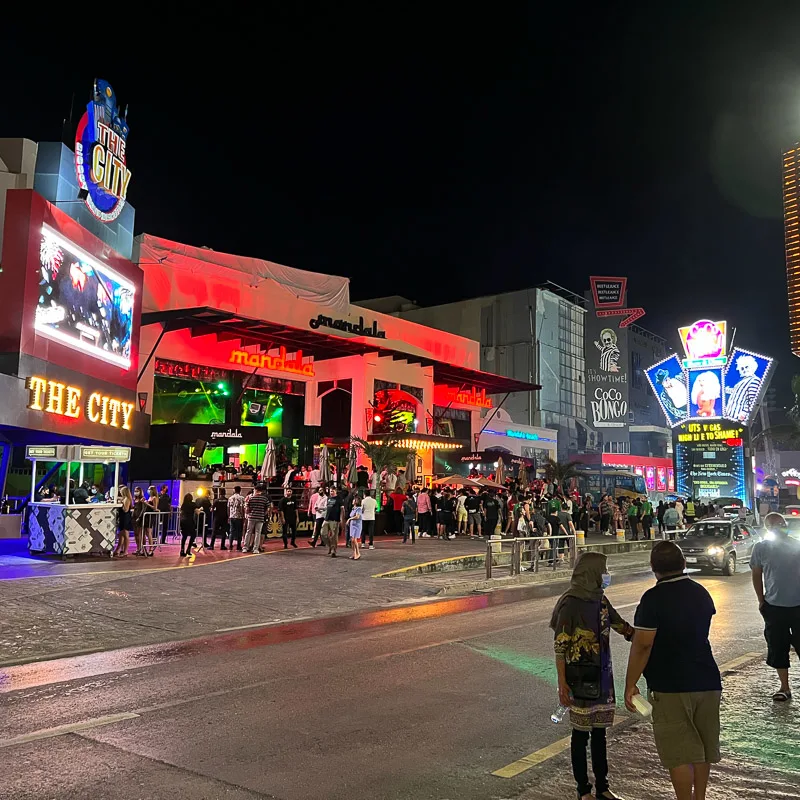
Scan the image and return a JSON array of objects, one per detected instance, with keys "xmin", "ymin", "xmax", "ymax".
[{"xmin": 516, "ymin": 659, "xmax": 800, "ymax": 799}]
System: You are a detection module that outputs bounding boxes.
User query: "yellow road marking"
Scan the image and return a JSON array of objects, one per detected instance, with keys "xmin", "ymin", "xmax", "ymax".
[
  {"xmin": 493, "ymin": 651, "xmax": 765, "ymax": 779},
  {"xmin": 371, "ymin": 553, "xmax": 481, "ymax": 578}
]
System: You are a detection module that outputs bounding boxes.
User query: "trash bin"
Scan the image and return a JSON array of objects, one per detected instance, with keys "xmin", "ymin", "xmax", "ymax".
[
  {"xmin": 490, "ymin": 534, "xmax": 502, "ymax": 555},
  {"xmin": 615, "ymin": 529, "xmax": 626, "ymax": 542},
  {"xmin": 576, "ymin": 530, "xmax": 585, "ymax": 546}
]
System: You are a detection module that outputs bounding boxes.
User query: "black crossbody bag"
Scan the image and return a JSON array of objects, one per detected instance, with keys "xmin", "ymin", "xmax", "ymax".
[{"xmin": 565, "ymin": 663, "xmax": 602, "ymax": 701}]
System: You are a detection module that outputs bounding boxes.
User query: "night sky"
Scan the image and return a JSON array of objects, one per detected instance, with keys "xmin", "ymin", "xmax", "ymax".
[{"xmin": 2, "ymin": 8, "xmax": 799, "ymax": 399}]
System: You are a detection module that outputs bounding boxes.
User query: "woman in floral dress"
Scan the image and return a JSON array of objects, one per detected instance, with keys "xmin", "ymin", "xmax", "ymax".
[{"xmin": 551, "ymin": 551, "xmax": 633, "ymax": 800}]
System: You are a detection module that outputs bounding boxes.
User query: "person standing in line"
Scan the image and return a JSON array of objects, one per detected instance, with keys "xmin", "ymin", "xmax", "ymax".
[
  {"xmin": 179, "ymin": 493, "xmax": 197, "ymax": 558},
  {"xmin": 361, "ymin": 490, "xmax": 377, "ymax": 549},
  {"xmin": 656, "ymin": 500, "xmax": 666, "ymax": 537},
  {"xmin": 113, "ymin": 485, "xmax": 133, "ymax": 558},
  {"xmin": 309, "ymin": 485, "xmax": 328, "ymax": 547},
  {"xmin": 280, "ymin": 487, "xmax": 298, "ymax": 549},
  {"xmin": 227, "ymin": 485, "xmax": 245, "ymax": 551},
  {"xmin": 455, "ymin": 489, "xmax": 468, "ymax": 535},
  {"xmin": 348, "ymin": 495, "xmax": 363, "ymax": 560},
  {"xmin": 210, "ymin": 488, "xmax": 229, "ymax": 550},
  {"xmin": 416, "ymin": 487, "xmax": 432, "ymax": 538},
  {"xmin": 157, "ymin": 484, "xmax": 172, "ymax": 544},
  {"xmin": 625, "ymin": 541, "xmax": 722, "ymax": 800},
  {"xmin": 750, "ymin": 511, "xmax": 800, "ymax": 702},
  {"xmin": 552, "ymin": 552, "xmax": 634, "ymax": 800},
  {"xmin": 483, "ymin": 490, "xmax": 501, "ymax": 537},
  {"xmin": 132, "ymin": 486, "xmax": 146, "ymax": 556},
  {"xmin": 640, "ymin": 495, "xmax": 653, "ymax": 540},
  {"xmin": 243, "ymin": 483, "xmax": 269, "ymax": 553},
  {"xmin": 402, "ymin": 490, "xmax": 417, "ymax": 544},
  {"xmin": 466, "ymin": 489, "xmax": 482, "ymax": 537},
  {"xmin": 322, "ymin": 486, "xmax": 343, "ymax": 557}
]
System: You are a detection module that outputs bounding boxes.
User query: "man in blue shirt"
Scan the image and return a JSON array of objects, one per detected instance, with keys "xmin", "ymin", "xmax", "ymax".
[
  {"xmin": 625, "ymin": 540, "xmax": 721, "ymax": 800},
  {"xmin": 750, "ymin": 511, "xmax": 800, "ymax": 702}
]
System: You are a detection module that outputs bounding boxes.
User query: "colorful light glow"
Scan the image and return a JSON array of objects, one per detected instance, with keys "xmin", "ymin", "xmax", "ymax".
[
  {"xmin": 433, "ymin": 385, "xmax": 493, "ymax": 409},
  {"xmin": 678, "ymin": 319, "xmax": 727, "ymax": 362},
  {"xmin": 228, "ymin": 346, "xmax": 315, "ymax": 377}
]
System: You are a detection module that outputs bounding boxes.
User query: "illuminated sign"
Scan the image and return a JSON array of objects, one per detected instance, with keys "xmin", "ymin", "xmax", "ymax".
[
  {"xmin": 209, "ymin": 428, "xmax": 244, "ymax": 441},
  {"xmin": 76, "ymin": 446, "xmax": 131, "ymax": 462},
  {"xmin": 25, "ymin": 445, "xmax": 58, "ymax": 459},
  {"xmin": 229, "ymin": 347, "xmax": 315, "ymax": 377},
  {"xmin": 36, "ymin": 226, "xmax": 135, "ymax": 368},
  {"xmin": 506, "ymin": 429, "xmax": 539, "ymax": 440},
  {"xmin": 434, "ymin": 385, "xmax": 493, "ymax": 409},
  {"xmin": 676, "ymin": 422, "xmax": 745, "ymax": 444},
  {"xmin": 309, "ymin": 314, "xmax": 386, "ymax": 338},
  {"xmin": 645, "ymin": 355, "xmax": 688, "ymax": 427},
  {"xmin": 74, "ymin": 79, "xmax": 131, "ymax": 222},
  {"xmin": 688, "ymin": 368, "xmax": 724, "ymax": 419},
  {"xmin": 782, "ymin": 468, "xmax": 800, "ymax": 479},
  {"xmin": 589, "ymin": 276, "xmax": 645, "ymax": 326},
  {"xmin": 678, "ymin": 319, "xmax": 727, "ymax": 367},
  {"xmin": 723, "ymin": 348, "xmax": 774, "ymax": 423},
  {"xmin": 27, "ymin": 376, "xmax": 134, "ymax": 431}
]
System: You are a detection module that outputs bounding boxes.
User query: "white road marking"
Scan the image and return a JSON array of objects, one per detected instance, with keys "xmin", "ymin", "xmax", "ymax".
[{"xmin": 0, "ymin": 713, "xmax": 140, "ymax": 749}]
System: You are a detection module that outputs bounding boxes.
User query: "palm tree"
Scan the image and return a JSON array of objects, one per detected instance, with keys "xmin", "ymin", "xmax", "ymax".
[
  {"xmin": 350, "ymin": 436, "xmax": 415, "ymax": 475},
  {"xmin": 542, "ymin": 458, "xmax": 581, "ymax": 491}
]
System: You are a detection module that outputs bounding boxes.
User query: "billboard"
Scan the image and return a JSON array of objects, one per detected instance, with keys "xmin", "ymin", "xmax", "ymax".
[
  {"xmin": 645, "ymin": 354, "xmax": 688, "ymax": 427},
  {"xmin": 688, "ymin": 367, "xmax": 724, "ymax": 421},
  {"xmin": 584, "ymin": 281, "xmax": 630, "ymax": 443},
  {"xmin": 35, "ymin": 226, "xmax": 135, "ymax": 368},
  {"xmin": 724, "ymin": 348, "xmax": 774, "ymax": 424}
]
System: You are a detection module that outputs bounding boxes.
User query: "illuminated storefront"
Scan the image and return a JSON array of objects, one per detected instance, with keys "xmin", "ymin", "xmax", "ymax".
[
  {"xmin": 645, "ymin": 319, "xmax": 773, "ymax": 506},
  {"xmin": 133, "ymin": 235, "xmax": 537, "ymax": 483}
]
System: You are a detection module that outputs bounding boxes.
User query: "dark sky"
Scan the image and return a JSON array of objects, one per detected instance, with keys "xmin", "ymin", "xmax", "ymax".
[{"xmin": 2, "ymin": 6, "xmax": 799, "ymax": 399}]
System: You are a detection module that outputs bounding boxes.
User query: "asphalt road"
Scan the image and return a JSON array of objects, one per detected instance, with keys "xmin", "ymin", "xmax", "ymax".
[{"xmin": 0, "ymin": 567, "xmax": 794, "ymax": 800}]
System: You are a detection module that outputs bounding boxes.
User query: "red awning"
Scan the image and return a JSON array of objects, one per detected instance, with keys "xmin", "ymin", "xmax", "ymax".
[{"xmin": 141, "ymin": 306, "xmax": 540, "ymax": 394}]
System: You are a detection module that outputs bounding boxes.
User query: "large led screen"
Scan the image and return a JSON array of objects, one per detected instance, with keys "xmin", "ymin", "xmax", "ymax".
[
  {"xmin": 688, "ymin": 367, "xmax": 724, "ymax": 420},
  {"xmin": 35, "ymin": 226, "xmax": 135, "ymax": 368},
  {"xmin": 675, "ymin": 439, "xmax": 746, "ymax": 503}
]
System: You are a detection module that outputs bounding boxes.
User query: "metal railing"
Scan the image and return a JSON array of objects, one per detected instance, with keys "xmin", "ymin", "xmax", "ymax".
[{"xmin": 485, "ymin": 535, "xmax": 577, "ymax": 579}]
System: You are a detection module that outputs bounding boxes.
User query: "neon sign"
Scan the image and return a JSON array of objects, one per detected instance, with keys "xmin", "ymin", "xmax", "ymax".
[
  {"xmin": 678, "ymin": 319, "xmax": 727, "ymax": 368},
  {"xmin": 506, "ymin": 429, "xmax": 539, "ymax": 440},
  {"xmin": 434, "ymin": 385, "xmax": 493, "ymax": 409},
  {"xmin": 229, "ymin": 346, "xmax": 315, "ymax": 377},
  {"xmin": 27, "ymin": 376, "xmax": 134, "ymax": 431},
  {"xmin": 676, "ymin": 422, "xmax": 744, "ymax": 444},
  {"xmin": 74, "ymin": 80, "xmax": 131, "ymax": 223}
]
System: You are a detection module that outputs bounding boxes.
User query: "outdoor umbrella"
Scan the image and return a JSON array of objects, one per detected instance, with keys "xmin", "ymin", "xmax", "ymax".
[
  {"xmin": 495, "ymin": 457, "xmax": 505, "ymax": 486},
  {"xmin": 405, "ymin": 451, "xmax": 417, "ymax": 485},
  {"xmin": 319, "ymin": 444, "xmax": 331, "ymax": 484},
  {"xmin": 347, "ymin": 444, "xmax": 358, "ymax": 487},
  {"xmin": 517, "ymin": 460, "xmax": 528, "ymax": 489},
  {"xmin": 432, "ymin": 475, "xmax": 481, "ymax": 487},
  {"xmin": 474, "ymin": 477, "xmax": 503, "ymax": 488},
  {"xmin": 261, "ymin": 438, "xmax": 277, "ymax": 481}
]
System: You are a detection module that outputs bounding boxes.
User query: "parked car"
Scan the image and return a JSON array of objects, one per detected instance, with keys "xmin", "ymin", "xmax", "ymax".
[{"xmin": 677, "ymin": 518, "xmax": 761, "ymax": 576}]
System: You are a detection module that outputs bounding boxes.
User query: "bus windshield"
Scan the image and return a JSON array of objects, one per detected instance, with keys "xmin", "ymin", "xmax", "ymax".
[{"xmin": 575, "ymin": 470, "xmax": 647, "ymax": 502}]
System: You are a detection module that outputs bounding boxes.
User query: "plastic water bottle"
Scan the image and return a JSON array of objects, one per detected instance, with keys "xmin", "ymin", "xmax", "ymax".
[{"xmin": 551, "ymin": 703, "xmax": 569, "ymax": 723}]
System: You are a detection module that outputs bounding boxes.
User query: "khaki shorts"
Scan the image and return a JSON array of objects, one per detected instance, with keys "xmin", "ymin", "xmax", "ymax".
[{"xmin": 650, "ymin": 690, "xmax": 721, "ymax": 769}]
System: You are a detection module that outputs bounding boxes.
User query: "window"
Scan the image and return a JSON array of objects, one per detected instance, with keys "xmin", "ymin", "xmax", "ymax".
[{"xmin": 631, "ymin": 351, "xmax": 643, "ymax": 389}]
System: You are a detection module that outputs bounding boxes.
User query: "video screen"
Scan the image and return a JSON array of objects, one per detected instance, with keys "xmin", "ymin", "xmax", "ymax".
[
  {"xmin": 35, "ymin": 226, "xmax": 134, "ymax": 368},
  {"xmin": 675, "ymin": 439, "xmax": 746, "ymax": 503},
  {"xmin": 241, "ymin": 390, "xmax": 283, "ymax": 437},
  {"xmin": 152, "ymin": 375, "xmax": 227, "ymax": 425}
]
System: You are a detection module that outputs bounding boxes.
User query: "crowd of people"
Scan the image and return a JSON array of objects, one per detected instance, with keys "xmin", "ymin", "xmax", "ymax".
[{"xmin": 553, "ymin": 510, "xmax": 800, "ymax": 800}]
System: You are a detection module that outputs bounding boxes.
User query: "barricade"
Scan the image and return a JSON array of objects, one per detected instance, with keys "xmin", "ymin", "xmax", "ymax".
[{"xmin": 485, "ymin": 534, "xmax": 577, "ymax": 579}]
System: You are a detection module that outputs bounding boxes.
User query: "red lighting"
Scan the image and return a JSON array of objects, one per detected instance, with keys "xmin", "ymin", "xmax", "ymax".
[
  {"xmin": 725, "ymin": 438, "xmax": 743, "ymax": 447},
  {"xmin": 373, "ymin": 413, "xmax": 382, "ymax": 423},
  {"xmin": 792, "ymin": 510, "xmax": 799, "ymax": 515}
]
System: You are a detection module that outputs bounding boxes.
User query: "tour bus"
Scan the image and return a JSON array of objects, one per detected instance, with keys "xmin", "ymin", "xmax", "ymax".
[{"xmin": 573, "ymin": 468, "xmax": 647, "ymax": 503}]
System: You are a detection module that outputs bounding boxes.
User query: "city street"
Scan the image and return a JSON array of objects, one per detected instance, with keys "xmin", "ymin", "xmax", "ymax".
[{"xmin": 1, "ymin": 567, "xmax": 797, "ymax": 800}]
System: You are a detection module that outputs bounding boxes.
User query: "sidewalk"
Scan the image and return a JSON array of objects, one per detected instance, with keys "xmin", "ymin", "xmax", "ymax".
[{"xmin": 0, "ymin": 532, "xmax": 650, "ymax": 667}]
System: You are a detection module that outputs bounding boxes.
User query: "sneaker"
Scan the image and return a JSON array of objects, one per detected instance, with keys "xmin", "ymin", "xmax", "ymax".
[
  {"xmin": 331, "ymin": 552, "xmax": 337, "ymax": 558},
  {"xmin": 421, "ymin": 532, "xmax": 431, "ymax": 538},
  {"xmin": 448, "ymin": 534, "xmax": 456, "ymax": 539},
  {"xmin": 369, "ymin": 545, "xmax": 375, "ymax": 550}
]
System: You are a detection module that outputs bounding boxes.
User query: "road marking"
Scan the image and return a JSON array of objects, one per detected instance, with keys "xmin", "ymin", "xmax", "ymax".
[
  {"xmin": 718, "ymin": 651, "xmax": 762, "ymax": 673},
  {"xmin": 0, "ymin": 713, "xmax": 140, "ymax": 749},
  {"xmin": 371, "ymin": 553, "xmax": 484, "ymax": 578},
  {"xmin": 492, "ymin": 652, "xmax": 765, "ymax": 779}
]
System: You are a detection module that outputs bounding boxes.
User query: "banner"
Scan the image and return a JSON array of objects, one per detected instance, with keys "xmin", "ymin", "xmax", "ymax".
[{"xmin": 584, "ymin": 283, "xmax": 630, "ymax": 444}]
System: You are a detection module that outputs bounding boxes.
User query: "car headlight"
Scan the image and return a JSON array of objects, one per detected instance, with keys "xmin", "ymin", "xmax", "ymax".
[{"xmin": 706, "ymin": 546, "xmax": 725, "ymax": 557}]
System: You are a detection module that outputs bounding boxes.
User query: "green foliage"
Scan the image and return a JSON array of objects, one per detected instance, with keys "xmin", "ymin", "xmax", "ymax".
[
  {"xmin": 350, "ymin": 436, "xmax": 414, "ymax": 472},
  {"xmin": 542, "ymin": 458, "xmax": 580, "ymax": 487}
]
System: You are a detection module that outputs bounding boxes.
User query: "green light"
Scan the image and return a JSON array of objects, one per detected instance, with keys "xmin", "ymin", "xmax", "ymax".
[
  {"xmin": 223, "ymin": 390, "xmax": 230, "ymax": 396},
  {"xmin": 217, "ymin": 383, "xmax": 226, "ymax": 390}
]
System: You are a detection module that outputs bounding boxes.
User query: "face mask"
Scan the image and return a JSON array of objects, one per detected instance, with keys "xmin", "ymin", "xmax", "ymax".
[{"xmin": 601, "ymin": 573, "xmax": 612, "ymax": 589}]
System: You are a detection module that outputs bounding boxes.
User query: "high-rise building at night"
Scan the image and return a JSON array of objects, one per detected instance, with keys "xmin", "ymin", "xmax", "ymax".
[{"xmin": 783, "ymin": 144, "xmax": 800, "ymax": 356}]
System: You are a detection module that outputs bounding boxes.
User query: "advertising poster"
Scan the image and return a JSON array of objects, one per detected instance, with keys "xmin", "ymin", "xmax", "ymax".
[
  {"xmin": 656, "ymin": 466, "xmax": 667, "ymax": 492},
  {"xmin": 584, "ymin": 283, "xmax": 629, "ymax": 443},
  {"xmin": 723, "ymin": 348, "xmax": 774, "ymax": 424},
  {"xmin": 674, "ymin": 438, "xmax": 746, "ymax": 502},
  {"xmin": 645, "ymin": 466, "xmax": 656, "ymax": 491},
  {"xmin": 688, "ymin": 368, "xmax": 724, "ymax": 420},
  {"xmin": 645, "ymin": 354, "xmax": 688, "ymax": 427}
]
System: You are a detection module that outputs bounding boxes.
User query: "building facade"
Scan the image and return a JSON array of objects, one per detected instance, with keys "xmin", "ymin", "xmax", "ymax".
[{"xmin": 783, "ymin": 144, "xmax": 800, "ymax": 356}]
